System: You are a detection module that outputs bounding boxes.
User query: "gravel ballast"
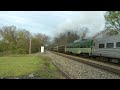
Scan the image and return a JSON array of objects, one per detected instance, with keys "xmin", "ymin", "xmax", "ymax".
[{"xmin": 45, "ymin": 51, "xmax": 120, "ymax": 79}]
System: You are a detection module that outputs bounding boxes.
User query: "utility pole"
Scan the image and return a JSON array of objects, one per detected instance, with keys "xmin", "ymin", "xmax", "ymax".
[{"xmin": 29, "ymin": 38, "xmax": 31, "ymax": 54}]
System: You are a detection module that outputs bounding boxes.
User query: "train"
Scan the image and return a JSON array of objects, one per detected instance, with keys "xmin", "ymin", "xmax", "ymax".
[{"xmin": 49, "ymin": 34, "xmax": 120, "ymax": 63}]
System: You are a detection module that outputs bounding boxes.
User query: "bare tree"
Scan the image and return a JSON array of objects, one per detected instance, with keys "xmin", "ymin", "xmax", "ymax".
[
  {"xmin": 53, "ymin": 30, "xmax": 80, "ymax": 45},
  {"xmin": 79, "ymin": 27, "xmax": 89, "ymax": 39}
]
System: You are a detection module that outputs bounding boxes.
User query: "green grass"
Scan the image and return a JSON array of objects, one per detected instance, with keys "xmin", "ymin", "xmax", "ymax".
[{"xmin": 0, "ymin": 54, "xmax": 64, "ymax": 79}]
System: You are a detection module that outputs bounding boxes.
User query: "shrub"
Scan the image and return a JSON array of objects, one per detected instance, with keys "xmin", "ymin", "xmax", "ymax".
[{"xmin": 16, "ymin": 48, "xmax": 27, "ymax": 54}]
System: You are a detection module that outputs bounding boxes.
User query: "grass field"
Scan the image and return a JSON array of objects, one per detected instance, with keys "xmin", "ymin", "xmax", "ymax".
[{"xmin": 0, "ymin": 54, "xmax": 64, "ymax": 79}]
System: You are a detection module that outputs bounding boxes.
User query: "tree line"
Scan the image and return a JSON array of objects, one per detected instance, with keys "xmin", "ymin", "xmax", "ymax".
[
  {"xmin": 48, "ymin": 27, "xmax": 89, "ymax": 49},
  {"xmin": 0, "ymin": 25, "xmax": 49, "ymax": 54}
]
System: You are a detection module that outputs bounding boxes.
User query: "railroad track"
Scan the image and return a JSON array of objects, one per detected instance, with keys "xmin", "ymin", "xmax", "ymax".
[
  {"xmin": 50, "ymin": 51, "xmax": 120, "ymax": 76},
  {"xmin": 49, "ymin": 58, "xmax": 71, "ymax": 79}
]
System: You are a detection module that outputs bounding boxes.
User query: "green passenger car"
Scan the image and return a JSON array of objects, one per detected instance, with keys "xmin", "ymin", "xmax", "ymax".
[{"xmin": 66, "ymin": 39, "xmax": 93, "ymax": 55}]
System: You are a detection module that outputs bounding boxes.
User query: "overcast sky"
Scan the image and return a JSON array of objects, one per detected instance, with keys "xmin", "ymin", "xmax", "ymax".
[{"xmin": 0, "ymin": 11, "xmax": 106, "ymax": 37}]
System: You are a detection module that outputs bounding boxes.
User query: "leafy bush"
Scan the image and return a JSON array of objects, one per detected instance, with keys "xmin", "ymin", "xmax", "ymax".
[{"xmin": 16, "ymin": 48, "xmax": 27, "ymax": 54}]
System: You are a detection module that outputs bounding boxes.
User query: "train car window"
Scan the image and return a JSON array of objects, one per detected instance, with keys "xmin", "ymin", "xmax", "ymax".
[
  {"xmin": 106, "ymin": 43, "xmax": 114, "ymax": 48},
  {"xmin": 116, "ymin": 42, "xmax": 120, "ymax": 47},
  {"xmin": 99, "ymin": 44, "xmax": 104, "ymax": 48}
]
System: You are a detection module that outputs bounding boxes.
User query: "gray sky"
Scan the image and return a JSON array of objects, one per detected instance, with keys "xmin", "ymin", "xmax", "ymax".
[{"xmin": 0, "ymin": 11, "xmax": 106, "ymax": 38}]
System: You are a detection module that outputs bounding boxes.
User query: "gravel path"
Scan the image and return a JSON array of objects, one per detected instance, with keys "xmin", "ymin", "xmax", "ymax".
[{"xmin": 45, "ymin": 51, "xmax": 120, "ymax": 79}]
